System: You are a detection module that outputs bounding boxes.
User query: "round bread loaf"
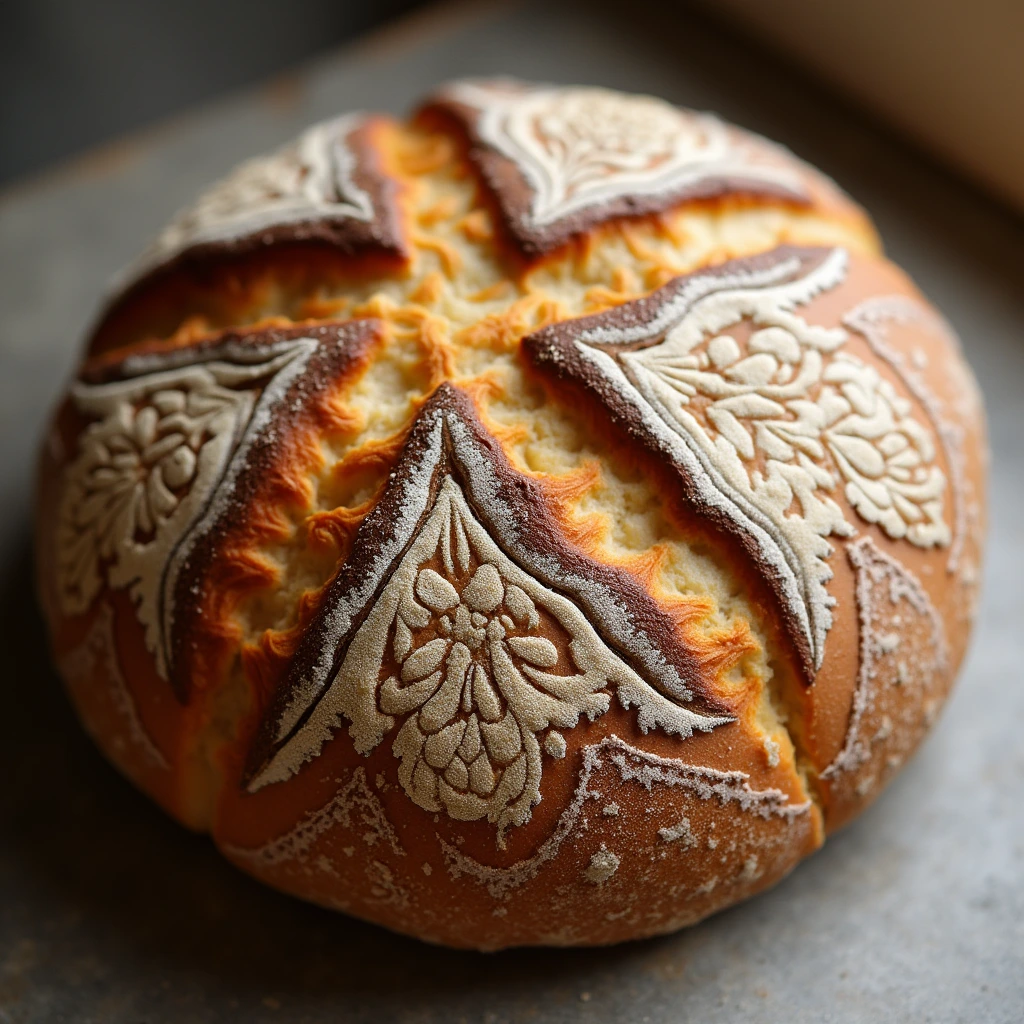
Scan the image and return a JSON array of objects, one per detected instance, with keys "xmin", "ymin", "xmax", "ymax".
[{"xmin": 36, "ymin": 80, "xmax": 987, "ymax": 949}]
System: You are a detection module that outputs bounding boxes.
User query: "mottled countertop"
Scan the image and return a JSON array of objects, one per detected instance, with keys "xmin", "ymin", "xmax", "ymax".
[{"xmin": 1, "ymin": 2, "xmax": 1021, "ymax": 1021}]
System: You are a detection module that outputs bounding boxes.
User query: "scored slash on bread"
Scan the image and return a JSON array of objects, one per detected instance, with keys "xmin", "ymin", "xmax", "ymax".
[
  {"xmin": 55, "ymin": 321, "xmax": 383, "ymax": 700},
  {"xmin": 37, "ymin": 79, "xmax": 986, "ymax": 949},
  {"xmin": 244, "ymin": 382, "xmax": 734, "ymax": 848}
]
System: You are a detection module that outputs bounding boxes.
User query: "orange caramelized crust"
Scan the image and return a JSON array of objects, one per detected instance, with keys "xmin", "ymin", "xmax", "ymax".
[{"xmin": 37, "ymin": 80, "xmax": 984, "ymax": 948}]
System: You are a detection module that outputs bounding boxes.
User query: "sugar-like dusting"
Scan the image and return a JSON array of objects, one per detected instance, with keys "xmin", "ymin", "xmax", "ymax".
[
  {"xmin": 584, "ymin": 847, "xmax": 621, "ymax": 884},
  {"xmin": 658, "ymin": 815, "xmax": 696, "ymax": 847},
  {"xmin": 365, "ymin": 859, "xmax": 410, "ymax": 908}
]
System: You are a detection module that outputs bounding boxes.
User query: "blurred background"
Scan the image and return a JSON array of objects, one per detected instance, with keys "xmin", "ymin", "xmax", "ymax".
[
  {"xmin": 0, "ymin": 2, "xmax": 1021, "ymax": 1022},
  {"xmin": 2, "ymin": 0, "xmax": 1022, "ymax": 211},
  {"xmin": 0, "ymin": 0, "xmax": 428, "ymax": 183}
]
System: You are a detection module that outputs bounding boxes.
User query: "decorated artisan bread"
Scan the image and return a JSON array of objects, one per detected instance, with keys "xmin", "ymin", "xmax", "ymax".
[{"xmin": 36, "ymin": 80, "xmax": 986, "ymax": 949}]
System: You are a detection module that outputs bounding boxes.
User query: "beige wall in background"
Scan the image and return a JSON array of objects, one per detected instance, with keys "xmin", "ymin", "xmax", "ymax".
[{"xmin": 694, "ymin": 0, "xmax": 1024, "ymax": 214}]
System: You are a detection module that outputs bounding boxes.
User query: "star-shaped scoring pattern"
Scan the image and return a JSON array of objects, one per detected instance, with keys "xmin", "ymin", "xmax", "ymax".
[{"xmin": 51, "ymin": 86, "xmax": 965, "ymax": 855}]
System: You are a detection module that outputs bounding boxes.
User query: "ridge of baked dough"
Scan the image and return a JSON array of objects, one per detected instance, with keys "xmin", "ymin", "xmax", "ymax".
[{"xmin": 77, "ymin": 111, "xmax": 879, "ymax": 826}]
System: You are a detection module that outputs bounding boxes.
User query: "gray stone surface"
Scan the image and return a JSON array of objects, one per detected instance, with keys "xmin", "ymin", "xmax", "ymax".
[
  {"xmin": 0, "ymin": 2, "xmax": 1021, "ymax": 1021},
  {"xmin": 0, "ymin": 0, "xmax": 426, "ymax": 184}
]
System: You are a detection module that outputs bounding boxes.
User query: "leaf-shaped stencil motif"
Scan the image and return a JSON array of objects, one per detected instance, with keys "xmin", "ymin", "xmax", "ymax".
[
  {"xmin": 247, "ymin": 384, "xmax": 732, "ymax": 847},
  {"xmin": 110, "ymin": 113, "xmax": 405, "ymax": 296},
  {"xmin": 55, "ymin": 322, "xmax": 379, "ymax": 695},
  {"xmin": 426, "ymin": 80, "xmax": 812, "ymax": 254},
  {"xmin": 525, "ymin": 247, "xmax": 950, "ymax": 678}
]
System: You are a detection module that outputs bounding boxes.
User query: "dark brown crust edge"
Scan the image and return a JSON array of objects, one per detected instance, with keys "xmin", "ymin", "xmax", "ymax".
[
  {"xmin": 245, "ymin": 382, "xmax": 734, "ymax": 785},
  {"xmin": 420, "ymin": 86, "xmax": 812, "ymax": 259},
  {"xmin": 523, "ymin": 246, "xmax": 838, "ymax": 683},
  {"xmin": 86, "ymin": 116, "xmax": 408, "ymax": 355},
  {"xmin": 78, "ymin": 319, "xmax": 383, "ymax": 702}
]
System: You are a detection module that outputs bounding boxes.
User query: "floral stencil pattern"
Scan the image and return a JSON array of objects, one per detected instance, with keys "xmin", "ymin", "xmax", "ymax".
[
  {"xmin": 529, "ymin": 247, "xmax": 951, "ymax": 674},
  {"xmin": 445, "ymin": 82, "xmax": 807, "ymax": 232},
  {"xmin": 248, "ymin": 387, "xmax": 732, "ymax": 844},
  {"xmin": 308, "ymin": 474, "xmax": 707, "ymax": 845},
  {"xmin": 383, "ymin": 498, "xmax": 615, "ymax": 836},
  {"xmin": 56, "ymin": 339, "xmax": 318, "ymax": 677},
  {"xmin": 58, "ymin": 381, "xmax": 247, "ymax": 613},
  {"xmin": 636, "ymin": 322, "xmax": 949, "ymax": 549},
  {"xmin": 117, "ymin": 114, "xmax": 377, "ymax": 289}
]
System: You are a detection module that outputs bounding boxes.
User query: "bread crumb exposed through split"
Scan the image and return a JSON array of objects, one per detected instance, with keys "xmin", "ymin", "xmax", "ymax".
[{"xmin": 165, "ymin": 119, "xmax": 881, "ymax": 816}]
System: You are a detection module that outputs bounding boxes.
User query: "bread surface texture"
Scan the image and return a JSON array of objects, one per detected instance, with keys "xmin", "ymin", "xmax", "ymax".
[{"xmin": 36, "ymin": 80, "xmax": 986, "ymax": 950}]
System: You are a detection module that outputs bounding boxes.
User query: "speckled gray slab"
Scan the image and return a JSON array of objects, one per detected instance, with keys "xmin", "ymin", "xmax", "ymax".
[{"xmin": 1, "ymin": 2, "xmax": 1022, "ymax": 1022}]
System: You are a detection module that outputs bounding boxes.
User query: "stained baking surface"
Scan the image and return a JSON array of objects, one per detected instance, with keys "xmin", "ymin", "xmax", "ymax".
[{"xmin": 1, "ymin": 0, "xmax": 1021, "ymax": 1020}]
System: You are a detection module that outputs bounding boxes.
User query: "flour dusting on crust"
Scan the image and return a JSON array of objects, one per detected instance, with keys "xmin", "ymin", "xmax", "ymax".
[
  {"xmin": 526, "ymin": 246, "xmax": 951, "ymax": 678},
  {"xmin": 440, "ymin": 734, "xmax": 809, "ymax": 899},
  {"xmin": 247, "ymin": 386, "xmax": 733, "ymax": 846},
  {"xmin": 823, "ymin": 537, "xmax": 947, "ymax": 786},
  {"xmin": 58, "ymin": 603, "xmax": 168, "ymax": 769},
  {"xmin": 55, "ymin": 322, "xmax": 379, "ymax": 697},
  {"xmin": 224, "ymin": 766, "xmax": 403, "ymax": 867},
  {"xmin": 110, "ymin": 113, "xmax": 406, "ymax": 298},
  {"xmin": 426, "ymin": 80, "xmax": 817, "ymax": 255},
  {"xmin": 843, "ymin": 294, "xmax": 969, "ymax": 574}
]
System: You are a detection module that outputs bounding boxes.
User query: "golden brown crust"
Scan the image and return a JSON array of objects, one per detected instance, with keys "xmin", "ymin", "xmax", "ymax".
[
  {"xmin": 87, "ymin": 115, "xmax": 409, "ymax": 357},
  {"xmin": 419, "ymin": 79, "xmax": 871, "ymax": 260},
  {"xmin": 38, "ymin": 319, "xmax": 384, "ymax": 824},
  {"xmin": 523, "ymin": 246, "xmax": 985, "ymax": 831},
  {"xmin": 36, "ymin": 79, "xmax": 985, "ymax": 946},
  {"xmin": 216, "ymin": 705, "xmax": 820, "ymax": 949}
]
